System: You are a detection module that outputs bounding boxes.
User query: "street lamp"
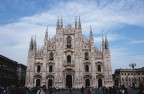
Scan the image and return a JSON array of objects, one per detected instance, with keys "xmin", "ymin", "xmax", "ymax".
[
  {"xmin": 129, "ymin": 63, "xmax": 136, "ymax": 69},
  {"xmin": 129, "ymin": 63, "xmax": 136, "ymax": 88}
]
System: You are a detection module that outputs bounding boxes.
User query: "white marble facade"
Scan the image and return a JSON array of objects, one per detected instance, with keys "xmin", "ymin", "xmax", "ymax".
[{"xmin": 25, "ymin": 17, "xmax": 113, "ymax": 88}]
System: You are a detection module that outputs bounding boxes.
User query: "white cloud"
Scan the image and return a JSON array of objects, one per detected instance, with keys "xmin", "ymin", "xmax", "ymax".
[
  {"xmin": 111, "ymin": 47, "xmax": 144, "ymax": 73},
  {"xmin": 94, "ymin": 33, "xmax": 124, "ymax": 46},
  {"xmin": 130, "ymin": 40, "xmax": 144, "ymax": 44}
]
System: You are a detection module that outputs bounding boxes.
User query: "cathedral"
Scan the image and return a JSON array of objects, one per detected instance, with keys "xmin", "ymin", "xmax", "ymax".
[{"xmin": 25, "ymin": 17, "xmax": 113, "ymax": 88}]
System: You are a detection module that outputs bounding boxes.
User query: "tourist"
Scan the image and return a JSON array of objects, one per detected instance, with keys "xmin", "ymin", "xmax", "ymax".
[
  {"xmin": 81, "ymin": 86, "xmax": 84, "ymax": 94},
  {"xmin": 36, "ymin": 86, "xmax": 45, "ymax": 94},
  {"xmin": 69, "ymin": 87, "xmax": 72, "ymax": 94}
]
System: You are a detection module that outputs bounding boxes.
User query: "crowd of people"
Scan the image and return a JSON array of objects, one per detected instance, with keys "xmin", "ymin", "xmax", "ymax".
[
  {"xmin": 81, "ymin": 85, "xmax": 128, "ymax": 94},
  {"xmin": 0, "ymin": 85, "xmax": 54, "ymax": 94},
  {"xmin": 0, "ymin": 85, "xmax": 143, "ymax": 94}
]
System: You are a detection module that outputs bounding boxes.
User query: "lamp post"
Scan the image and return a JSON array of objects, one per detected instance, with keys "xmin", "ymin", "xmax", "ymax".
[
  {"xmin": 129, "ymin": 63, "xmax": 136, "ymax": 89},
  {"xmin": 129, "ymin": 63, "xmax": 136, "ymax": 69}
]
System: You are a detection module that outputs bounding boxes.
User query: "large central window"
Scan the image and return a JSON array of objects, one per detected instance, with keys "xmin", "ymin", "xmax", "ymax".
[
  {"xmin": 49, "ymin": 65, "xmax": 53, "ymax": 72},
  {"xmin": 37, "ymin": 65, "xmax": 41, "ymax": 72},
  {"xmin": 67, "ymin": 55, "xmax": 71, "ymax": 63},
  {"xmin": 49, "ymin": 52, "xmax": 54, "ymax": 61},
  {"xmin": 84, "ymin": 52, "xmax": 89, "ymax": 60},
  {"xmin": 67, "ymin": 36, "xmax": 72, "ymax": 48},
  {"xmin": 85, "ymin": 65, "xmax": 89, "ymax": 72},
  {"xmin": 98, "ymin": 65, "xmax": 101, "ymax": 72}
]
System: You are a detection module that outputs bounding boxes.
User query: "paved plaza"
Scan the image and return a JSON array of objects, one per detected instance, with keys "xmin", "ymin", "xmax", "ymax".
[{"xmin": 53, "ymin": 89, "xmax": 139, "ymax": 94}]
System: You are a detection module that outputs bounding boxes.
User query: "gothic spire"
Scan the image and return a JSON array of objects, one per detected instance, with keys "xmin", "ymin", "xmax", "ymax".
[
  {"xmin": 37, "ymin": 45, "xmax": 39, "ymax": 56},
  {"xmin": 33, "ymin": 35, "xmax": 37, "ymax": 51},
  {"xmin": 105, "ymin": 35, "xmax": 109, "ymax": 49},
  {"xmin": 89, "ymin": 25, "xmax": 94, "ymax": 41},
  {"xmin": 49, "ymin": 35, "xmax": 51, "ymax": 45},
  {"xmin": 102, "ymin": 35, "xmax": 105, "ymax": 50},
  {"xmin": 29, "ymin": 36, "xmax": 33, "ymax": 51},
  {"xmin": 45, "ymin": 26, "xmax": 48, "ymax": 41},
  {"xmin": 45, "ymin": 26, "xmax": 48, "ymax": 40},
  {"xmin": 57, "ymin": 16, "xmax": 60, "ymax": 28},
  {"xmin": 90, "ymin": 25, "xmax": 93, "ymax": 38},
  {"xmin": 78, "ymin": 16, "xmax": 81, "ymax": 28},
  {"xmin": 60, "ymin": 17, "xmax": 63, "ymax": 28},
  {"xmin": 44, "ymin": 26, "xmax": 48, "ymax": 46},
  {"xmin": 75, "ymin": 16, "xmax": 77, "ymax": 29},
  {"xmin": 34, "ymin": 35, "xmax": 36, "ymax": 43}
]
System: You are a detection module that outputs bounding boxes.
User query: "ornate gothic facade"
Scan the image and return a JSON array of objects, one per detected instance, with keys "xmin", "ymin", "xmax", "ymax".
[{"xmin": 25, "ymin": 17, "xmax": 113, "ymax": 88}]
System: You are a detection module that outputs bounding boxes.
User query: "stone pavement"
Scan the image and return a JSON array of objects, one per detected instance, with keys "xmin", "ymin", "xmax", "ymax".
[
  {"xmin": 128, "ymin": 89, "xmax": 139, "ymax": 94},
  {"xmin": 53, "ymin": 89, "xmax": 139, "ymax": 94},
  {"xmin": 53, "ymin": 90, "xmax": 103, "ymax": 94}
]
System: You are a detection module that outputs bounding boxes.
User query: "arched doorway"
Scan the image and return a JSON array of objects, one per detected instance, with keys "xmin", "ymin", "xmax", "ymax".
[
  {"xmin": 98, "ymin": 79, "xmax": 102, "ymax": 88},
  {"xmin": 66, "ymin": 75, "xmax": 72, "ymax": 88},
  {"xmin": 48, "ymin": 79, "xmax": 53, "ymax": 88},
  {"xmin": 36, "ymin": 79, "xmax": 40, "ymax": 87},
  {"xmin": 85, "ymin": 79, "xmax": 90, "ymax": 87}
]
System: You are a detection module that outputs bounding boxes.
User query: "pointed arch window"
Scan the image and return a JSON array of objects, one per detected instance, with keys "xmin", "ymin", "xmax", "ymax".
[
  {"xmin": 122, "ymin": 78, "xmax": 124, "ymax": 81},
  {"xmin": 85, "ymin": 65, "xmax": 89, "ymax": 72},
  {"xmin": 49, "ymin": 65, "xmax": 53, "ymax": 72},
  {"xmin": 67, "ymin": 36, "xmax": 72, "ymax": 48},
  {"xmin": 67, "ymin": 55, "xmax": 71, "ymax": 63},
  {"xmin": 85, "ymin": 52, "xmax": 89, "ymax": 60},
  {"xmin": 37, "ymin": 65, "xmax": 41, "ymax": 72},
  {"xmin": 125, "ymin": 77, "xmax": 128, "ymax": 81},
  {"xmin": 49, "ymin": 52, "xmax": 54, "ymax": 61},
  {"xmin": 98, "ymin": 65, "xmax": 101, "ymax": 72},
  {"xmin": 129, "ymin": 77, "xmax": 131, "ymax": 81}
]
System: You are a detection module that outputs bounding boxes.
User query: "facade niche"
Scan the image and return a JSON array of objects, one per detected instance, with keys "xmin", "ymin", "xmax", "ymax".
[
  {"xmin": 85, "ymin": 65, "xmax": 89, "ymax": 72},
  {"xmin": 84, "ymin": 52, "xmax": 89, "ymax": 60},
  {"xmin": 98, "ymin": 65, "xmax": 101, "ymax": 72},
  {"xmin": 49, "ymin": 65, "xmax": 53, "ymax": 72},
  {"xmin": 67, "ymin": 36, "xmax": 72, "ymax": 48},
  {"xmin": 37, "ymin": 65, "xmax": 41, "ymax": 72},
  {"xmin": 49, "ymin": 52, "xmax": 54, "ymax": 61},
  {"xmin": 67, "ymin": 55, "xmax": 71, "ymax": 63}
]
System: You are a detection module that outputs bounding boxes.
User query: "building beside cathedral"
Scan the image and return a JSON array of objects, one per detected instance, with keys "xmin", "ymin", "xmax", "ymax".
[
  {"xmin": 25, "ymin": 17, "xmax": 113, "ymax": 88},
  {"xmin": 114, "ymin": 68, "xmax": 144, "ymax": 88}
]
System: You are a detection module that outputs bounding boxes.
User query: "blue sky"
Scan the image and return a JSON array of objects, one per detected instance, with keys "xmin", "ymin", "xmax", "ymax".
[{"xmin": 0, "ymin": 0, "xmax": 144, "ymax": 73}]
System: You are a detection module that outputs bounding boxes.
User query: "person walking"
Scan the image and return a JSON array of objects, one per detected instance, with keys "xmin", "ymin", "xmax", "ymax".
[
  {"xmin": 81, "ymin": 86, "xmax": 84, "ymax": 94},
  {"xmin": 87, "ymin": 86, "xmax": 91, "ymax": 94},
  {"xmin": 5, "ymin": 87, "xmax": 10, "ymax": 94},
  {"xmin": 69, "ymin": 87, "xmax": 72, "ymax": 94},
  {"xmin": 36, "ymin": 86, "xmax": 45, "ymax": 94}
]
